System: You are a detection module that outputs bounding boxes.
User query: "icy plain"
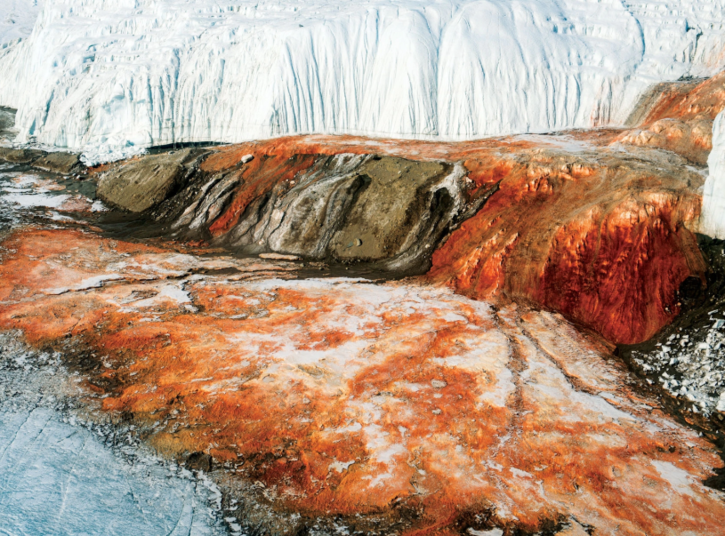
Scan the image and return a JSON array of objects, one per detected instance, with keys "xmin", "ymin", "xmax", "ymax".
[{"xmin": 0, "ymin": 0, "xmax": 724, "ymax": 163}]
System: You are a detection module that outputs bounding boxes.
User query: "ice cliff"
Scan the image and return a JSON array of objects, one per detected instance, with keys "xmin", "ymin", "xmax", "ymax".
[
  {"xmin": 0, "ymin": 0, "xmax": 724, "ymax": 162},
  {"xmin": 702, "ymin": 111, "xmax": 725, "ymax": 240}
]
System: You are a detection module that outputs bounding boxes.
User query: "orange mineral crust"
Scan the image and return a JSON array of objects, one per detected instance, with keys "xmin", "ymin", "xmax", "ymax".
[
  {"xmin": 1, "ymin": 228, "xmax": 724, "ymax": 534},
  {"xmin": 615, "ymin": 73, "xmax": 725, "ymax": 165},
  {"xmin": 429, "ymin": 147, "xmax": 706, "ymax": 345}
]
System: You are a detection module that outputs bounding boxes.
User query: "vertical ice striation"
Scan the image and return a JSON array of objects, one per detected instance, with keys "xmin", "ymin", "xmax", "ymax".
[
  {"xmin": 0, "ymin": 0, "xmax": 724, "ymax": 162},
  {"xmin": 702, "ymin": 111, "xmax": 725, "ymax": 240}
]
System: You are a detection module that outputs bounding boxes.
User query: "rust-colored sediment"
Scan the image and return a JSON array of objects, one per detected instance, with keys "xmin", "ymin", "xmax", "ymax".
[{"xmin": 1, "ymin": 228, "xmax": 723, "ymax": 534}]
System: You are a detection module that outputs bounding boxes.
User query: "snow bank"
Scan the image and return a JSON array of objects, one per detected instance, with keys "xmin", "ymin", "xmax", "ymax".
[
  {"xmin": 702, "ymin": 111, "xmax": 725, "ymax": 239},
  {"xmin": 1, "ymin": 0, "xmax": 725, "ymax": 162}
]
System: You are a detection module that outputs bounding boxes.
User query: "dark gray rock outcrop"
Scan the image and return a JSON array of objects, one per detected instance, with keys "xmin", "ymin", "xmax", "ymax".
[
  {"xmin": 0, "ymin": 145, "xmax": 82, "ymax": 175},
  {"xmin": 32, "ymin": 152, "xmax": 83, "ymax": 175},
  {"xmin": 97, "ymin": 148, "xmax": 208, "ymax": 212}
]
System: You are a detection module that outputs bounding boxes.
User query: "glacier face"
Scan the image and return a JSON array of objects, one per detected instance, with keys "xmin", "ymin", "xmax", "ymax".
[
  {"xmin": 702, "ymin": 111, "xmax": 725, "ymax": 240},
  {"xmin": 0, "ymin": 0, "xmax": 724, "ymax": 162}
]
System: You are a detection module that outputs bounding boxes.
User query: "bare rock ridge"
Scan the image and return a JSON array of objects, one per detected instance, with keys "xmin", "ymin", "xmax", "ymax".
[{"xmin": 159, "ymin": 154, "xmax": 489, "ymax": 273}]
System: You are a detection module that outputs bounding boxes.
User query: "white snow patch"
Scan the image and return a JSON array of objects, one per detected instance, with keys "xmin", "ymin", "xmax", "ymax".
[
  {"xmin": 126, "ymin": 283, "xmax": 193, "ymax": 308},
  {"xmin": 468, "ymin": 528, "xmax": 504, "ymax": 536},
  {"xmin": 717, "ymin": 392, "xmax": 725, "ymax": 413},
  {"xmin": 2, "ymin": 191, "xmax": 70, "ymax": 208},
  {"xmin": 0, "ymin": 0, "xmax": 39, "ymax": 46},
  {"xmin": 329, "ymin": 460, "xmax": 355, "ymax": 473},
  {"xmin": 47, "ymin": 274, "xmax": 123, "ymax": 294},
  {"xmin": 650, "ymin": 460, "xmax": 697, "ymax": 497},
  {"xmin": 479, "ymin": 367, "xmax": 515, "ymax": 408}
]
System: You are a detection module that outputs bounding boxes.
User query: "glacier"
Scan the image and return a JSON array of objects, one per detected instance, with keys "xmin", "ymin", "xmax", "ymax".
[
  {"xmin": 0, "ymin": 0, "xmax": 724, "ymax": 162},
  {"xmin": 1, "ymin": 0, "xmax": 725, "ymax": 238},
  {"xmin": 702, "ymin": 110, "xmax": 725, "ymax": 240}
]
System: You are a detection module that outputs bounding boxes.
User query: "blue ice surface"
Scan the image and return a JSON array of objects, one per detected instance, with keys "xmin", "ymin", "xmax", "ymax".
[{"xmin": 0, "ymin": 407, "xmax": 223, "ymax": 536}]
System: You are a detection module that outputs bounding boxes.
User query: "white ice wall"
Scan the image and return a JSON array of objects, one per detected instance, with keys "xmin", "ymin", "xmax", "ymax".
[
  {"xmin": 0, "ymin": 0, "xmax": 725, "ymax": 163},
  {"xmin": 701, "ymin": 111, "xmax": 725, "ymax": 240}
]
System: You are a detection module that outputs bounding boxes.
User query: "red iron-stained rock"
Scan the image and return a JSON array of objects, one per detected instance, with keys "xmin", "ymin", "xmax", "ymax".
[
  {"xmin": 428, "ymin": 147, "xmax": 706, "ymax": 345},
  {"xmin": 130, "ymin": 131, "xmax": 705, "ymax": 345}
]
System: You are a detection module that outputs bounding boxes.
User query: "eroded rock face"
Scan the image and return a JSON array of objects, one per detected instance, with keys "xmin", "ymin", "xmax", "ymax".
[
  {"xmin": 0, "ymin": 228, "xmax": 724, "ymax": 535},
  {"xmin": 88, "ymin": 130, "xmax": 707, "ymax": 345},
  {"xmin": 619, "ymin": 236, "xmax": 725, "ymax": 423},
  {"xmin": 158, "ymin": 152, "xmax": 478, "ymax": 272},
  {"xmin": 429, "ymin": 146, "xmax": 706, "ymax": 345},
  {"xmin": 0, "ymin": 146, "xmax": 46, "ymax": 165},
  {"xmin": 32, "ymin": 151, "xmax": 83, "ymax": 175}
]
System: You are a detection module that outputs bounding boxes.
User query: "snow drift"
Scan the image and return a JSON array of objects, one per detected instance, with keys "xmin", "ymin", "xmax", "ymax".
[{"xmin": 0, "ymin": 0, "xmax": 724, "ymax": 163}]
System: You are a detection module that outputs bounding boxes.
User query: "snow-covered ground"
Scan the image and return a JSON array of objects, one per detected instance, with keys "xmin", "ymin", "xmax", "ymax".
[
  {"xmin": 0, "ymin": 0, "xmax": 724, "ymax": 164},
  {"xmin": 0, "ymin": 332, "xmax": 225, "ymax": 536}
]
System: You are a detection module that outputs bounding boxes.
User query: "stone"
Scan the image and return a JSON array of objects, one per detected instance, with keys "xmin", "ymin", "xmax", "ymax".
[
  {"xmin": 0, "ymin": 147, "xmax": 46, "ymax": 164},
  {"xmin": 32, "ymin": 151, "xmax": 83, "ymax": 174},
  {"xmin": 96, "ymin": 149, "xmax": 202, "ymax": 212},
  {"xmin": 259, "ymin": 252, "xmax": 301, "ymax": 261}
]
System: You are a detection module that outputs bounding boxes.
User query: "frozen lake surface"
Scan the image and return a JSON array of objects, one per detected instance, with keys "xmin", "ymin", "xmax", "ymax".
[{"xmin": 0, "ymin": 330, "xmax": 226, "ymax": 536}]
